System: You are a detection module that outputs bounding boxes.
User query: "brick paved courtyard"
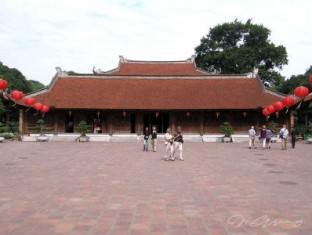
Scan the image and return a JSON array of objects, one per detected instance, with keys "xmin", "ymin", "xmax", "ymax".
[{"xmin": 0, "ymin": 141, "xmax": 311, "ymax": 235}]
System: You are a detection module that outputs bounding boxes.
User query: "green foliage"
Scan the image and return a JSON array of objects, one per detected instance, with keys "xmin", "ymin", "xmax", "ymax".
[
  {"xmin": 0, "ymin": 133, "xmax": 14, "ymax": 139},
  {"xmin": 28, "ymin": 80, "xmax": 46, "ymax": 92},
  {"xmin": 195, "ymin": 19, "xmax": 288, "ymax": 86},
  {"xmin": 219, "ymin": 122, "xmax": 234, "ymax": 137},
  {"xmin": 36, "ymin": 119, "xmax": 46, "ymax": 134},
  {"xmin": 266, "ymin": 121, "xmax": 279, "ymax": 134},
  {"xmin": 77, "ymin": 121, "xmax": 91, "ymax": 134},
  {"xmin": 0, "ymin": 122, "xmax": 7, "ymax": 133},
  {"xmin": 0, "ymin": 121, "xmax": 18, "ymax": 133},
  {"xmin": 0, "ymin": 62, "xmax": 32, "ymax": 93},
  {"xmin": 275, "ymin": 66, "xmax": 312, "ymax": 94},
  {"xmin": 294, "ymin": 124, "xmax": 310, "ymax": 137}
]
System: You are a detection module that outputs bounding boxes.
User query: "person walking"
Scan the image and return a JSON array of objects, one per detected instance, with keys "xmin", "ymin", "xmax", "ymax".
[
  {"xmin": 266, "ymin": 127, "xmax": 273, "ymax": 149},
  {"xmin": 164, "ymin": 128, "xmax": 174, "ymax": 161},
  {"xmin": 260, "ymin": 125, "xmax": 267, "ymax": 149},
  {"xmin": 248, "ymin": 126, "xmax": 256, "ymax": 149},
  {"xmin": 291, "ymin": 128, "xmax": 296, "ymax": 149},
  {"xmin": 172, "ymin": 126, "xmax": 184, "ymax": 161},
  {"xmin": 280, "ymin": 124, "xmax": 289, "ymax": 150},
  {"xmin": 151, "ymin": 126, "xmax": 157, "ymax": 152},
  {"xmin": 143, "ymin": 127, "xmax": 150, "ymax": 151}
]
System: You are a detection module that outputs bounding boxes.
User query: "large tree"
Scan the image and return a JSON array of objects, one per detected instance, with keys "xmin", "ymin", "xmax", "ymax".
[{"xmin": 195, "ymin": 19, "xmax": 288, "ymax": 86}]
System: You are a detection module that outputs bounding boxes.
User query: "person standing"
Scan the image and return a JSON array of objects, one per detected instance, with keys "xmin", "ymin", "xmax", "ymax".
[
  {"xmin": 151, "ymin": 126, "xmax": 157, "ymax": 152},
  {"xmin": 260, "ymin": 125, "xmax": 267, "ymax": 149},
  {"xmin": 164, "ymin": 128, "xmax": 174, "ymax": 161},
  {"xmin": 280, "ymin": 124, "xmax": 289, "ymax": 150},
  {"xmin": 291, "ymin": 128, "xmax": 296, "ymax": 149},
  {"xmin": 143, "ymin": 127, "xmax": 150, "ymax": 151},
  {"xmin": 266, "ymin": 127, "xmax": 273, "ymax": 149},
  {"xmin": 248, "ymin": 126, "xmax": 256, "ymax": 149},
  {"xmin": 173, "ymin": 126, "xmax": 184, "ymax": 161}
]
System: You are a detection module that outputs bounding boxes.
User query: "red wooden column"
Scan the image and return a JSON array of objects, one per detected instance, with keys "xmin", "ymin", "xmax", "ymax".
[
  {"xmin": 107, "ymin": 112, "xmax": 113, "ymax": 136},
  {"xmin": 19, "ymin": 109, "xmax": 24, "ymax": 135},
  {"xmin": 199, "ymin": 111, "xmax": 204, "ymax": 136}
]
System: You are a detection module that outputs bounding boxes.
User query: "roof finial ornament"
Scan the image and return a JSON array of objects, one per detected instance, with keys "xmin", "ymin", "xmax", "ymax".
[
  {"xmin": 55, "ymin": 67, "xmax": 62, "ymax": 75},
  {"xmin": 119, "ymin": 55, "xmax": 125, "ymax": 63},
  {"xmin": 93, "ymin": 66, "xmax": 102, "ymax": 74},
  {"xmin": 186, "ymin": 55, "xmax": 196, "ymax": 63}
]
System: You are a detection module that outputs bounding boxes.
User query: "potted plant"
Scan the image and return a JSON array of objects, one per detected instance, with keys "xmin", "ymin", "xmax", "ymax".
[
  {"xmin": 219, "ymin": 122, "xmax": 234, "ymax": 142},
  {"xmin": 76, "ymin": 120, "xmax": 90, "ymax": 142},
  {"xmin": 36, "ymin": 119, "xmax": 50, "ymax": 141}
]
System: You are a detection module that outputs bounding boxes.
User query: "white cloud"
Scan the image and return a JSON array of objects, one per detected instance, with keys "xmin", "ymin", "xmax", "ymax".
[{"xmin": 0, "ymin": 0, "xmax": 312, "ymax": 85}]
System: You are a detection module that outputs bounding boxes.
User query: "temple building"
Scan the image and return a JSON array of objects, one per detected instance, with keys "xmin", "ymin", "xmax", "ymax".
[{"xmin": 19, "ymin": 56, "xmax": 290, "ymax": 140}]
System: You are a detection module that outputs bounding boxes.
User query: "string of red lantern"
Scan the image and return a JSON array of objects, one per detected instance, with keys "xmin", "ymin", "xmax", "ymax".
[
  {"xmin": 0, "ymin": 78, "xmax": 49, "ymax": 116},
  {"xmin": 0, "ymin": 79, "xmax": 8, "ymax": 90},
  {"xmin": 262, "ymin": 73, "xmax": 312, "ymax": 118}
]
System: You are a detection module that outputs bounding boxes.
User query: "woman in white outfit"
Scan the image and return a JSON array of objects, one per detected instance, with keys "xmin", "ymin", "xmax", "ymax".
[{"xmin": 164, "ymin": 128, "xmax": 174, "ymax": 161}]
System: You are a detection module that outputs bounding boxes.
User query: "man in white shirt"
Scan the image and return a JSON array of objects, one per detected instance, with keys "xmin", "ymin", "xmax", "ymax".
[
  {"xmin": 248, "ymin": 126, "xmax": 256, "ymax": 149},
  {"xmin": 280, "ymin": 124, "xmax": 289, "ymax": 150}
]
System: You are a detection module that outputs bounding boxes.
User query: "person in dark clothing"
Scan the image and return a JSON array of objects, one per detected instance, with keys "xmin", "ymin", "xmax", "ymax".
[
  {"xmin": 172, "ymin": 126, "xmax": 184, "ymax": 161},
  {"xmin": 151, "ymin": 126, "xmax": 157, "ymax": 152},
  {"xmin": 143, "ymin": 127, "xmax": 150, "ymax": 151}
]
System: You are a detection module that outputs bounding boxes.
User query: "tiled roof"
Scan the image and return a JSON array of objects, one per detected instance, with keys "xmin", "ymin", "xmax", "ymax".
[
  {"xmin": 27, "ymin": 76, "xmax": 284, "ymax": 110},
  {"xmin": 100, "ymin": 56, "xmax": 209, "ymax": 76},
  {"xmin": 25, "ymin": 57, "xmax": 285, "ymax": 110},
  {"xmin": 106, "ymin": 62, "xmax": 208, "ymax": 76}
]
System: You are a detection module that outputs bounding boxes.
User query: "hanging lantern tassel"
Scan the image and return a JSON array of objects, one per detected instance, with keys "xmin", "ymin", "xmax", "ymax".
[
  {"xmin": 33, "ymin": 103, "xmax": 43, "ymax": 116},
  {"xmin": 275, "ymin": 111, "xmax": 279, "ymax": 118},
  {"xmin": 282, "ymin": 96, "xmax": 295, "ymax": 114},
  {"xmin": 24, "ymin": 97, "xmax": 36, "ymax": 112},
  {"xmin": 296, "ymin": 99, "xmax": 303, "ymax": 110}
]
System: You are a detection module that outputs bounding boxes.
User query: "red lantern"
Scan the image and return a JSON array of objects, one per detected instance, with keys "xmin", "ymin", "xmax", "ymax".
[
  {"xmin": 41, "ymin": 105, "xmax": 49, "ymax": 113},
  {"xmin": 282, "ymin": 96, "xmax": 295, "ymax": 107},
  {"xmin": 33, "ymin": 103, "xmax": 43, "ymax": 111},
  {"xmin": 24, "ymin": 97, "xmax": 35, "ymax": 107},
  {"xmin": 294, "ymin": 86, "xmax": 309, "ymax": 99},
  {"xmin": 266, "ymin": 105, "xmax": 275, "ymax": 114},
  {"xmin": 309, "ymin": 74, "xmax": 312, "ymax": 86},
  {"xmin": 273, "ymin": 101, "xmax": 284, "ymax": 111},
  {"xmin": 0, "ymin": 79, "xmax": 8, "ymax": 90},
  {"xmin": 10, "ymin": 90, "xmax": 24, "ymax": 100},
  {"xmin": 262, "ymin": 108, "xmax": 270, "ymax": 116}
]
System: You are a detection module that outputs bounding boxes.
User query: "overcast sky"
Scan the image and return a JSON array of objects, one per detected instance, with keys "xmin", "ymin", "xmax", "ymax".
[{"xmin": 0, "ymin": 0, "xmax": 311, "ymax": 85}]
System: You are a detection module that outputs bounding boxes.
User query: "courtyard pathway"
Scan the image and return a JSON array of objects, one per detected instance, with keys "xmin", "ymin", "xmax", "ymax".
[{"xmin": 0, "ymin": 141, "xmax": 311, "ymax": 235}]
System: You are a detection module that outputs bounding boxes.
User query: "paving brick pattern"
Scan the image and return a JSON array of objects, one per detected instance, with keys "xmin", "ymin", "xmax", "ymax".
[{"xmin": 0, "ymin": 141, "xmax": 311, "ymax": 235}]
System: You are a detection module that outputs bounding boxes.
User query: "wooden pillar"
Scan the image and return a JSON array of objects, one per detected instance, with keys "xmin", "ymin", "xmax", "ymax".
[
  {"xmin": 107, "ymin": 112, "xmax": 113, "ymax": 136},
  {"xmin": 290, "ymin": 110, "xmax": 295, "ymax": 128},
  {"xmin": 137, "ymin": 112, "xmax": 143, "ymax": 135},
  {"xmin": 170, "ymin": 112, "xmax": 176, "ymax": 131},
  {"xmin": 199, "ymin": 111, "xmax": 204, "ymax": 136},
  {"xmin": 54, "ymin": 112, "xmax": 58, "ymax": 135},
  {"xmin": 19, "ymin": 109, "xmax": 24, "ymax": 135}
]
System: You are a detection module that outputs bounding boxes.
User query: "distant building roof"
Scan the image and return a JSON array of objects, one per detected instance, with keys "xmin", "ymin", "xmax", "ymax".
[{"xmin": 25, "ymin": 56, "xmax": 285, "ymax": 110}]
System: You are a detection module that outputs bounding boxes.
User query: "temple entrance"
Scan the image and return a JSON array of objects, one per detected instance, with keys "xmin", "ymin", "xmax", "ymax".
[
  {"xmin": 92, "ymin": 111, "xmax": 102, "ymax": 133},
  {"xmin": 143, "ymin": 112, "xmax": 169, "ymax": 133},
  {"xmin": 65, "ymin": 111, "xmax": 74, "ymax": 133},
  {"xmin": 130, "ymin": 114, "xmax": 136, "ymax": 133}
]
